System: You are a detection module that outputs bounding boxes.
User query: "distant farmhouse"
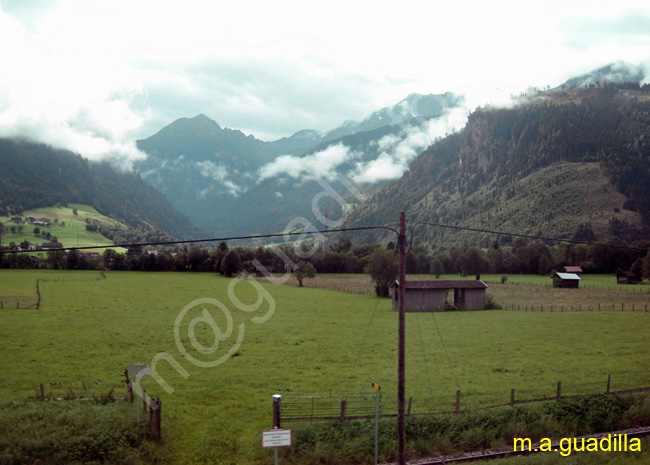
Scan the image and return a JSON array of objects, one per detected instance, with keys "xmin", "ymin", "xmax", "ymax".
[
  {"xmin": 26, "ymin": 217, "xmax": 52, "ymax": 226},
  {"xmin": 39, "ymin": 241, "xmax": 63, "ymax": 250},
  {"xmin": 552, "ymin": 272, "xmax": 581, "ymax": 288},
  {"xmin": 616, "ymin": 270, "xmax": 642, "ymax": 285},
  {"xmin": 391, "ymin": 280, "xmax": 488, "ymax": 312}
]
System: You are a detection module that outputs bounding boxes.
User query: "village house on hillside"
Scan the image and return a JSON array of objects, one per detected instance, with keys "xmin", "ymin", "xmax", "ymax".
[
  {"xmin": 391, "ymin": 280, "xmax": 488, "ymax": 312},
  {"xmin": 39, "ymin": 241, "xmax": 63, "ymax": 250},
  {"xmin": 552, "ymin": 272, "xmax": 581, "ymax": 288},
  {"xmin": 616, "ymin": 270, "xmax": 642, "ymax": 285}
]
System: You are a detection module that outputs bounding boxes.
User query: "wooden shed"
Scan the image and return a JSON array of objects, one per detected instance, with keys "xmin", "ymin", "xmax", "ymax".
[
  {"xmin": 616, "ymin": 270, "xmax": 642, "ymax": 285},
  {"xmin": 391, "ymin": 280, "xmax": 488, "ymax": 312},
  {"xmin": 552, "ymin": 272, "xmax": 581, "ymax": 288}
]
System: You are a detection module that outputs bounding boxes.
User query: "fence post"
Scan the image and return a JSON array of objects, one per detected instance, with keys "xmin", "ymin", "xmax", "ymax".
[
  {"xmin": 155, "ymin": 399, "xmax": 162, "ymax": 440},
  {"xmin": 340, "ymin": 400, "xmax": 346, "ymax": 424},
  {"xmin": 272, "ymin": 395, "xmax": 282, "ymax": 428},
  {"xmin": 510, "ymin": 388, "xmax": 515, "ymax": 407},
  {"xmin": 123, "ymin": 369, "xmax": 133, "ymax": 402},
  {"xmin": 148, "ymin": 398, "xmax": 155, "ymax": 435},
  {"xmin": 407, "ymin": 397, "xmax": 412, "ymax": 416},
  {"xmin": 556, "ymin": 381, "xmax": 562, "ymax": 400},
  {"xmin": 40, "ymin": 383, "xmax": 45, "ymax": 401},
  {"xmin": 607, "ymin": 374, "xmax": 611, "ymax": 394},
  {"xmin": 456, "ymin": 390, "xmax": 461, "ymax": 413}
]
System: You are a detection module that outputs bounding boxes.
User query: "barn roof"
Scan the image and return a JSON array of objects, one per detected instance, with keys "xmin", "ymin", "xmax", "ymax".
[
  {"xmin": 617, "ymin": 270, "xmax": 638, "ymax": 277},
  {"xmin": 392, "ymin": 280, "xmax": 488, "ymax": 290},
  {"xmin": 555, "ymin": 272, "xmax": 581, "ymax": 280},
  {"xmin": 563, "ymin": 266, "xmax": 583, "ymax": 273}
]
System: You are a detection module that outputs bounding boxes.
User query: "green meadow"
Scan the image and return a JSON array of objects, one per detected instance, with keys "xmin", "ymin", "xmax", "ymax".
[
  {"xmin": 1, "ymin": 269, "xmax": 650, "ymax": 464},
  {"xmin": 0, "ymin": 204, "xmax": 125, "ymax": 254}
]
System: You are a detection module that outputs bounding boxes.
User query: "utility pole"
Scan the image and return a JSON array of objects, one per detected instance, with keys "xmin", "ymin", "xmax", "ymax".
[{"xmin": 397, "ymin": 210, "xmax": 406, "ymax": 465}]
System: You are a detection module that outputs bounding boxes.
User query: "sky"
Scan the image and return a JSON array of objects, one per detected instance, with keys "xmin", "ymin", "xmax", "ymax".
[{"xmin": 1, "ymin": 0, "xmax": 650, "ymax": 168}]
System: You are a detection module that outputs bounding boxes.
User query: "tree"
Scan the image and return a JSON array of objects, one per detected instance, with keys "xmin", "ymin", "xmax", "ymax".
[
  {"xmin": 365, "ymin": 249, "xmax": 398, "ymax": 297},
  {"xmin": 221, "ymin": 250, "xmax": 242, "ymax": 277},
  {"xmin": 187, "ymin": 246, "xmax": 209, "ymax": 272},
  {"xmin": 430, "ymin": 258, "xmax": 444, "ymax": 278},
  {"xmin": 33, "ymin": 227, "xmax": 41, "ymax": 235},
  {"xmin": 47, "ymin": 250, "xmax": 66, "ymax": 270},
  {"xmin": 73, "ymin": 208, "xmax": 78, "ymax": 216},
  {"xmin": 458, "ymin": 247, "xmax": 487, "ymax": 278},
  {"xmin": 642, "ymin": 251, "xmax": 650, "ymax": 280},
  {"xmin": 332, "ymin": 235, "xmax": 352, "ymax": 253},
  {"xmin": 631, "ymin": 257, "xmax": 644, "ymax": 278},
  {"xmin": 295, "ymin": 260, "xmax": 316, "ymax": 287}
]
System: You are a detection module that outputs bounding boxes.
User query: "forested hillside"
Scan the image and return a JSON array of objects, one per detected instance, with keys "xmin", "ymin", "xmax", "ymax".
[
  {"xmin": 346, "ymin": 84, "xmax": 650, "ymax": 250},
  {"xmin": 0, "ymin": 139, "xmax": 198, "ymax": 238}
]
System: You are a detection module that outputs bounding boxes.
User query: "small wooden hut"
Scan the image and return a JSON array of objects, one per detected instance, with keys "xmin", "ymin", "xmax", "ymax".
[
  {"xmin": 552, "ymin": 272, "xmax": 581, "ymax": 288},
  {"xmin": 616, "ymin": 270, "xmax": 642, "ymax": 285},
  {"xmin": 391, "ymin": 280, "xmax": 488, "ymax": 312}
]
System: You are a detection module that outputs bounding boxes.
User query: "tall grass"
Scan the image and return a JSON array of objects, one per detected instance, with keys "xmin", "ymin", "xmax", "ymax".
[
  {"xmin": 0, "ymin": 400, "xmax": 165, "ymax": 464},
  {"xmin": 283, "ymin": 393, "xmax": 650, "ymax": 464}
]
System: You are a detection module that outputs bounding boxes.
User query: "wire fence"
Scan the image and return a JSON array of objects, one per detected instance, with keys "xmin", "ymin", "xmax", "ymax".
[
  {"xmin": 0, "ymin": 271, "xmax": 106, "ymax": 309},
  {"xmin": 277, "ymin": 374, "xmax": 650, "ymax": 424}
]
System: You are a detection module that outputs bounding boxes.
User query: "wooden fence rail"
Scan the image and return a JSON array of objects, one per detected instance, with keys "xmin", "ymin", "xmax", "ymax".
[
  {"xmin": 508, "ymin": 302, "xmax": 650, "ymax": 312},
  {"xmin": 275, "ymin": 375, "xmax": 650, "ymax": 425}
]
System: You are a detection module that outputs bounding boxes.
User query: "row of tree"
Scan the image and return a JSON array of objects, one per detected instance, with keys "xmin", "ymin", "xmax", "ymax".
[{"xmin": 2, "ymin": 234, "xmax": 649, "ymax": 285}]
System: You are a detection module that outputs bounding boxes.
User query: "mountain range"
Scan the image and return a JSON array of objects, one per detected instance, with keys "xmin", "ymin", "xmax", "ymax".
[
  {"xmin": 2, "ymin": 62, "xmax": 649, "ymax": 249},
  {"xmin": 345, "ymin": 84, "xmax": 650, "ymax": 249},
  {"xmin": 134, "ymin": 92, "xmax": 462, "ymax": 235}
]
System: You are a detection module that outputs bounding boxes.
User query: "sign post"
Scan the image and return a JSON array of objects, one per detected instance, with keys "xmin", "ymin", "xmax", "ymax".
[
  {"xmin": 262, "ymin": 428, "xmax": 292, "ymax": 465},
  {"xmin": 128, "ymin": 363, "xmax": 150, "ymax": 423}
]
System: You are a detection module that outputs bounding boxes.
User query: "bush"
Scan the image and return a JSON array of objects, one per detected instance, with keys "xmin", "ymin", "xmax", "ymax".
[
  {"xmin": 0, "ymin": 400, "xmax": 166, "ymax": 464},
  {"xmin": 485, "ymin": 293, "xmax": 501, "ymax": 309}
]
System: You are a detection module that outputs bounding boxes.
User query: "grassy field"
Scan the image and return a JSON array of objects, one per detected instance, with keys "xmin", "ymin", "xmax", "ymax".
[
  {"xmin": 0, "ymin": 204, "xmax": 126, "ymax": 254},
  {"xmin": 287, "ymin": 273, "xmax": 650, "ymax": 311},
  {"xmin": 1, "ymin": 270, "xmax": 649, "ymax": 464}
]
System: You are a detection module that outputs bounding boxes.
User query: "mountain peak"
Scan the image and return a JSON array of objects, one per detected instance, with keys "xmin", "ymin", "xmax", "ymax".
[
  {"xmin": 559, "ymin": 62, "xmax": 647, "ymax": 89},
  {"xmin": 322, "ymin": 91, "xmax": 462, "ymax": 142}
]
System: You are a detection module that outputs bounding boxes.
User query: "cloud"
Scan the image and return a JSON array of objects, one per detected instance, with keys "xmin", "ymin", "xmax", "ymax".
[
  {"xmin": 2, "ymin": 0, "xmax": 650, "ymax": 169},
  {"xmin": 0, "ymin": 6, "xmax": 150, "ymax": 169},
  {"xmin": 195, "ymin": 160, "xmax": 243, "ymax": 197},
  {"xmin": 350, "ymin": 106, "xmax": 471, "ymax": 183},
  {"xmin": 258, "ymin": 143, "xmax": 359, "ymax": 182},
  {"xmin": 561, "ymin": 11, "xmax": 650, "ymax": 50}
]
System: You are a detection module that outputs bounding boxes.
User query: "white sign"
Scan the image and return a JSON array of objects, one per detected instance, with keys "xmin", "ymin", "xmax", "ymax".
[
  {"xmin": 128, "ymin": 363, "xmax": 150, "ymax": 377},
  {"xmin": 262, "ymin": 429, "xmax": 292, "ymax": 448}
]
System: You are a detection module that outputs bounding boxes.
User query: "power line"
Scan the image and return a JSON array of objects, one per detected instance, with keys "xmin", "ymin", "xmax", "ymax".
[
  {"xmin": 408, "ymin": 221, "xmax": 650, "ymax": 253},
  {"xmin": 0, "ymin": 225, "xmax": 399, "ymax": 255},
  {"xmin": 2, "ymin": 220, "xmax": 648, "ymax": 255}
]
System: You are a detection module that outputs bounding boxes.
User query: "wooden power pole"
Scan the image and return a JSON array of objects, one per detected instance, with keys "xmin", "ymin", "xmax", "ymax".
[{"xmin": 398, "ymin": 210, "xmax": 406, "ymax": 465}]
